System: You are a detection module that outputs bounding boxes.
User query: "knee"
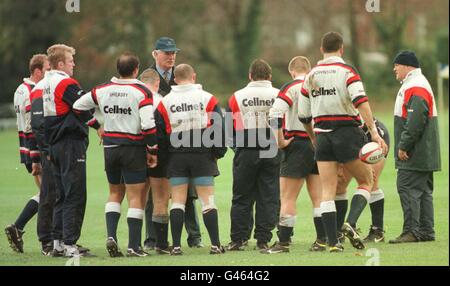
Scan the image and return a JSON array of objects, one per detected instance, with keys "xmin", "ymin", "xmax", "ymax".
[
  {"xmin": 170, "ymin": 202, "xmax": 186, "ymax": 212},
  {"xmin": 199, "ymin": 195, "xmax": 217, "ymax": 214}
]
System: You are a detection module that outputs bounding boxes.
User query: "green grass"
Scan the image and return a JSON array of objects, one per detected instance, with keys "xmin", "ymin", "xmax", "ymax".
[{"xmin": 0, "ymin": 112, "xmax": 448, "ymax": 266}]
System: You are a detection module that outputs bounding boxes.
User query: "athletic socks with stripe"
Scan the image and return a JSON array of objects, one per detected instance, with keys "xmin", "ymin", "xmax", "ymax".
[
  {"xmin": 170, "ymin": 208, "xmax": 185, "ymax": 248},
  {"xmin": 15, "ymin": 196, "xmax": 39, "ymax": 230},
  {"xmin": 202, "ymin": 209, "xmax": 220, "ymax": 247}
]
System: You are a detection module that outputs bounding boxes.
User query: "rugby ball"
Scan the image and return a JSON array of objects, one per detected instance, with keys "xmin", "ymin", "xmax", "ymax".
[{"xmin": 359, "ymin": 142, "xmax": 384, "ymax": 164}]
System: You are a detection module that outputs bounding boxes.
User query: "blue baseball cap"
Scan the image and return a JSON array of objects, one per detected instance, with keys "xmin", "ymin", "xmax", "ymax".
[{"xmin": 154, "ymin": 37, "xmax": 180, "ymax": 52}]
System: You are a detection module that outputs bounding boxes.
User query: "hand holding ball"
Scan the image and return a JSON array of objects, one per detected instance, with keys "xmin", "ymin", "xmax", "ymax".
[{"xmin": 359, "ymin": 142, "xmax": 384, "ymax": 164}]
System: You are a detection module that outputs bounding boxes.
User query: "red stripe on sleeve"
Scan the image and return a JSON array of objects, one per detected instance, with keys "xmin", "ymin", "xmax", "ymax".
[
  {"xmin": 228, "ymin": 94, "xmax": 244, "ymax": 130},
  {"xmin": 353, "ymin": 96, "xmax": 368, "ymax": 108},
  {"xmin": 157, "ymin": 104, "xmax": 172, "ymax": 134},
  {"xmin": 206, "ymin": 96, "xmax": 219, "ymax": 127},
  {"xmin": 141, "ymin": 128, "xmax": 157, "ymax": 135},
  {"xmin": 301, "ymin": 87, "xmax": 309, "ymax": 98},
  {"xmin": 91, "ymin": 88, "xmax": 98, "ymax": 105},
  {"xmin": 347, "ymin": 74, "xmax": 361, "ymax": 86}
]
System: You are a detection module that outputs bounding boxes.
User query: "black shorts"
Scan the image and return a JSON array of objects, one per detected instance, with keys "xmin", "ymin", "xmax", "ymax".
[
  {"xmin": 316, "ymin": 126, "xmax": 366, "ymax": 163},
  {"xmin": 280, "ymin": 139, "xmax": 318, "ymax": 178},
  {"xmin": 167, "ymin": 152, "xmax": 219, "ymax": 178},
  {"xmin": 104, "ymin": 145, "xmax": 147, "ymax": 184},
  {"xmin": 147, "ymin": 155, "xmax": 168, "ymax": 178}
]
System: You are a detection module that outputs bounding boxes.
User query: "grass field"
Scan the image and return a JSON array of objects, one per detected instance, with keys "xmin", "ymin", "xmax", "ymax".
[{"xmin": 0, "ymin": 113, "xmax": 448, "ymax": 266}]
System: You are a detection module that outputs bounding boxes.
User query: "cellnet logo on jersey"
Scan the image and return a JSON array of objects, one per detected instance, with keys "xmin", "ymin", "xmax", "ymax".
[
  {"xmin": 242, "ymin": 98, "xmax": 275, "ymax": 107},
  {"xmin": 311, "ymin": 87, "xmax": 337, "ymax": 97},
  {"xmin": 170, "ymin": 103, "xmax": 205, "ymax": 113},
  {"xmin": 103, "ymin": 105, "xmax": 132, "ymax": 115}
]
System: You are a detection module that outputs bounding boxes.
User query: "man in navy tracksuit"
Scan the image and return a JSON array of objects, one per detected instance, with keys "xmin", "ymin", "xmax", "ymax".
[
  {"xmin": 42, "ymin": 44, "xmax": 103, "ymax": 257},
  {"xmin": 227, "ymin": 59, "xmax": 281, "ymax": 251}
]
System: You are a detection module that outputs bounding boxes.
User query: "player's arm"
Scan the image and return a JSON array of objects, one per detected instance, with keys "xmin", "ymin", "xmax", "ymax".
[
  {"xmin": 207, "ymin": 96, "xmax": 227, "ymax": 159},
  {"xmin": 73, "ymin": 89, "xmax": 104, "ymax": 139},
  {"xmin": 269, "ymin": 90, "xmax": 293, "ymax": 149},
  {"xmin": 298, "ymin": 79, "xmax": 315, "ymax": 145},
  {"xmin": 155, "ymin": 102, "xmax": 170, "ymax": 160},
  {"xmin": 347, "ymin": 72, "xmax": 387, "ymax": 154},
  {"xmin": 138, "ymin": 95, "xmax": 158, "ymax": 150},
  {"xmin": 57, "ymin": 78, "xmax": 101, "ymax": 130},
  {"xmin": 225, "ymin": 94, "xmax": 240, "ymax": 151},
  {"xmin": 25, "ymin": 90, "xmax": 40, "ymax": 164},
  {"xmin": 139, "ymin": 95, "xmax": 158, "ymax": 168}
]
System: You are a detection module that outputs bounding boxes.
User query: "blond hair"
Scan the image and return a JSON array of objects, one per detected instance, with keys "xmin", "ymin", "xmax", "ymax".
[
  {"xmin": 288, "ymin": 56, "xmax": 311, "ymax": 74},
  {"xmin": 139, "ymin": 68, "xmax": 160, "ymax": 85},
  {"xmin": 29, "ymin": 54, "xmax": 48, "ymax": 74},
  {"xmin": 47, "ymin": 44, "xmax": 75, "ymax": 69}
]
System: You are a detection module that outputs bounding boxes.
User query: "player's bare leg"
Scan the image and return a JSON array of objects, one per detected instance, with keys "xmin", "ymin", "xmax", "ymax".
[
  {"xmin": 125, "ymin": 182, "xmax": 147, "ymax": 256},
  {"xmin": 341, "ymin": 159, "xmax": 374, "ymax": 249},
  {"xmin": 105, "ymin": 184, "xmax": 125, "ymax": 257},
  {"xmin": 335, "ymin": 165, "xmax": 351, "ymax": 242},
  {"xmin": 169, "ymin": 182, "xmax": 188, "ymax": 255},
  {"xmin": 365, "ymin": 159, "xmax": 386, "ymax": 242},
  {"xmin": 150, "ymin": 177, "xmax": 171, "ymax": 253},
  {"xmin": 306, "ymin": 174, "xmax": 327, "ymax": 251},
  {"xmin": 263, "ymin": 177, "xmax": 302, "ymax": 254},
  {"xmin": 196, "ymin": 182, "xmax": 224, "ymax": 254},
  {"xmin": 317, "ymin": 161, "xmax": 342, "ymax": 252},
  {"xmin": 5, "ymin": 175, "xmax": 42, "ymax": 253}
]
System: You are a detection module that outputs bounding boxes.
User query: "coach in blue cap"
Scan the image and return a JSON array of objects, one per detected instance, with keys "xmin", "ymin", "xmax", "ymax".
[
  {"xmin": 142, "ymin": 37, "xmax": 204, "ymax": 252},
  {"xmin": 390, "ymin": 50, "xmax": 441, "ymax": 244},
  {"xmin": 149, "ymin": 37, "xmax": 180, "ymax": 96}
]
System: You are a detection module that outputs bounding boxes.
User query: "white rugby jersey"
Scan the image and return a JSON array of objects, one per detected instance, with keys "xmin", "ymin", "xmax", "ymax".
[
  {"xmin": 73, "ymin": 77, "xmax": 157, "ymax": 147},
  {"xmin": 227, "ymin": 80, "xmax": 279, "ymax": 149},
  {"xmin": 155, "ymin": 83, "xmax": 226, "ymax": 157},
  {"xmin": 269, "ymin": 76, "xmax": 309, "ymax": 139},
  {"xmin": 229, "ymin": 81, "xmax": 279, "ymax": 130},
  {"xmin": 13, "ymin": 78, "xmax": 35, "ymax": 163},
  {"xmin": 298, "ymin": 56, "xmax": 367, "ymax": 133},
  {"xmin": 156, "ymin": 84, "xmax": 219, "ymax": 134}
]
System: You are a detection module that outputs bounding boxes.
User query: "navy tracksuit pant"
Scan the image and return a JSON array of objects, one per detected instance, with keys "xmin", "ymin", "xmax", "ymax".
[{"xmin": 50, "ymin": 137, "xmax": 87, "ymax": 245}]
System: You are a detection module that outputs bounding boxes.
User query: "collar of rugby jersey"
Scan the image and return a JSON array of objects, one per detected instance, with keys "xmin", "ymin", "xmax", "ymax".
[
  {"xmin": 171, "ymin": 83, "xmax": 203, "ymax": 92},
  {"xmin": 155, "ymin": 64, "xmax": 172, "ymax": 80},
  {"xmin": 23, "ymin": 78, "xmax": 36, "ymax": 85},
  {"xmin": 294, "ymin": 75, "xmax": 306, "ymax": 81},
  {"xmin": 318, "ymin": 55, "xmax": 345, "ymax": 65},
  {"xmin": 111, "ymin": 77, "xmax": 144, "ymax": 85},
  {"xmin": 48, "ymin": 69, "xmax": 71, "ymax": 78},
  {"xmin": 401, "ymin": 68, "xmax": 422, "ymax": 85},
  {"xmin": 247, "ymin": 80, "xmax": 273, "ymax": 88}
]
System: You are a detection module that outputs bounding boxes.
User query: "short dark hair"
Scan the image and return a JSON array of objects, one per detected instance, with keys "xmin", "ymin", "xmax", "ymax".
[
  {"xmin": 29, "ymin": 54, "xmax": 47, "ymax": 74},
  {"xmin": 321, "ymin": 32, "xmax": 343, "ymax": 53},
  {"xmin": 117, "ymin": 52, "xmax": 140, "ymax": 77},
  {"xmin": 249, "ymin": 59, "xmax": 272, "ymax": 81}
]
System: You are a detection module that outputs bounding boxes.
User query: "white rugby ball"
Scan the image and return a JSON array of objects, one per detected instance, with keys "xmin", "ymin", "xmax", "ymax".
[{"xmin": 359, "ymin": 142, "xmax": 384, "ymax": 164}]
